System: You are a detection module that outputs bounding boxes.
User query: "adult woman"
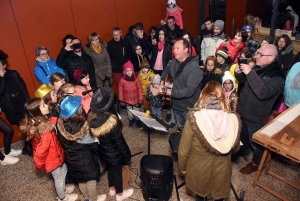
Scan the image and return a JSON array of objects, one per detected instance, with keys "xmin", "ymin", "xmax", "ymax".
[
  {"xmin": 34, "ymin": 46, "xmax": 66, "ymax": 85},
  {"xmin": 217, "ymin": 29, "xmax": 247, "ymax": 64},
  {"xmin": 178, "ymin": 81, "xmax": 241, "ymax": 201},
  {"xmin": 84, "ymin": 32, "xmax": 112, "ymax": 87},
  {"xmin": 276, "ymin": 34, "xmax": 294, "ymax": 76},
  {"xmin": 150, "ymin": 28, "xmax": 172, "ymax": 75},
  {"xmin": 147, "ymin": 26, "xmax": 158, "ymax": 56},
  {"xmin": 0, "ymin": 50, "xmax": 31, "ymax": 156}
]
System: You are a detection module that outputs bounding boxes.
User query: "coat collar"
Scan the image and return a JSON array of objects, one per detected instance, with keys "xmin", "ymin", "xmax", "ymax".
[
  {"xmin": 57, "ymin": 119, "xmax": 89, "ymax": 141},
  {"xmin": 88, "ymin": 112, "xmax": 118, "ymax": 137}
]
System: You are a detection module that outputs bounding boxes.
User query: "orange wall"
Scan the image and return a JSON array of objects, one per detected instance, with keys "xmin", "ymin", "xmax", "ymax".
[{"xmin": 0, "ymin": 0, "xmax": 201, "ymax": 147}]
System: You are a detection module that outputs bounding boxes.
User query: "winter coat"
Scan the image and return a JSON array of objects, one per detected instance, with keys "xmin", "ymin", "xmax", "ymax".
[
  {"xmin": 118, "ymin": 76, "xmax": 143, "ymax": 105},
  {"xmin": 88, "ymin": 113, "xmax": 131, "ymax": 167},
  {"xmin": 84, "ymin": 43, "xmax": 112, "ymax": 87},
  {"xmin": 56, "ymin": 49, "xmax": 97, "ymax": 88},
  {"xmin": 217, "ymin": 63, "xmax": 231, "ymax": 75},
  {"xmin": 75, "ymin": 85, "xmax": 92, "ymax": 113},
  {"xmin": 235, "ymin": 60, "xmax": 285, "ymax": 123},
  {"xmin": 161, "ymin": 56, "xmax": 203, "ymax": 112},
  {"xmin": 245, "ymin": 37, "xmax": 260, "ymax": 57},
  {"xmin": 217, "ymin": 39, "xmax": 246, "ymax": 64},
  {"xmin": 227, "ymin": 89, "xmax": 239, "ymax": 113},
  {"xmin": 34, "ymin": 56, "xmax": 66, "ymax": 85},
  {"xmin": 284, "ymin": 62, "xmax": 300, "ymax": 107},
  {"xmin": 130, "ymin": 54, "xmax": 150, "ymax": 73},
  {"xmin": 20, "ymin": 117, "xmax": 65, "ymax": 173},
  {"xmin": 201, "ymin": 69, "xmax": 222, "ymax": 90},
  {"xmin": 107, "ymin": 38, "xmax": 128, "ymax": 73},
  {"xmin": 125, "ymin": 30, "xmax": 148, "ymax": 60},
  {"xmin": 57, "ymin": 120, "xmax": 100, "ymax": 182},
  {"xmin": 164, "ymin": 24, "xmax": 181, "ymax": 44},
  {"xmin": 146, "ymin": 87, "xmax": 162, "ymax": 108},
  {"xmin": 178, "ymin": 111, "xmax": 241, "ymax": 199},
  {"xmin": 277, "ymin": 44, "xmax": 294, "ymax": 76},
  {"xmin": 138, "ymin": 70, "xmax": 155, "ymax": 95},
  {"xmin": 0, "ymin": 69, "xmax": 29, "ymax": 124},
  {"xmin": 150, "ymin": 42, "xmax": 172, "ymax": 70},
  {"xmin": 165, "ymin": 5, "xmax": 184, "ymax": 29}
]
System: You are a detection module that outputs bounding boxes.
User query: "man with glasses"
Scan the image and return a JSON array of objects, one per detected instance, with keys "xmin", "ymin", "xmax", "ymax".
[
  {"xmin": 235, "ymin": 44, "xmax": 285, "ymax": 174},
  {"xmin": 34, "ymin": 46, "xmax": 66, "ymax": 85}
]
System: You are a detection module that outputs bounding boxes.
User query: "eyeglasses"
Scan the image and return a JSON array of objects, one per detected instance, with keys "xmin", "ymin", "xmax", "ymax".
[
  {"xmin": 40, "ymin": 52, "xmax": 48, "ymax": 56},
  {"xmin": 256, "ymin": 52, "xmax": 272, "ymax": 57}
]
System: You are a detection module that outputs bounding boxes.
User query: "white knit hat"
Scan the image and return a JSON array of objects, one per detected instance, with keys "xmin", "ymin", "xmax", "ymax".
[
  {"xmin": 222, "ymin": 71, "xmax": 236, "ymax": 90},
  {"xmin": 168, "ymin": 0, "xmax": 176, "ymax": 4}
]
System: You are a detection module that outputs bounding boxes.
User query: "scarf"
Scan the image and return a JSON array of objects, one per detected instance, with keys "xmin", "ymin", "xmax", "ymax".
[
  {"xmin": 166, "ymin": 5, "xmax": 179, "ymax": 13},
  {"xmin": 225, "ymin": 89, "xmax": 234, "ymax": 98},
  {"xmin": 92, "ymin": 43, "xmax": 102, "ymax": 54},
  {"xmin": 158, "ymin": 41, "xmax": 165, "ymax": 52},
  {"xmin": 123, "ymin": 74, "xmax": 135, "ymax": 82}
]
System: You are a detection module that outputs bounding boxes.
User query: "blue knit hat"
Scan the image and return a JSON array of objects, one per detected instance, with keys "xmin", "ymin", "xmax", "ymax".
[{"xmin": 60, "ymin": 96, "xmax": 82, "ymax": 118}]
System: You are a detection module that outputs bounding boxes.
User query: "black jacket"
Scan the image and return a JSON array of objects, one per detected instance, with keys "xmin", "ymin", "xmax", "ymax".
[
  {"xmin": 150, "ymin": 42, "xmax": 172, "ymax": 70},
  {"xmin": 164, "ymin": 24, "xmax": 181, "ymax": 45},
  {"xmin": 201, "ymin": 71, "xmax": 222, "ymax": 90},
  {"xmin": 89, "ymin": 113, "xmax": 131, "ymax": 167},
  {"xmin": 56, "ymin": 49, "xmax": 96, "ymax": 88},
  {"xmin": 57, "ymin": 120, "xmax": 100, "ymax": 182},
  {"xmin": 107, "ymin": 38, "xmax": 128, "ymax": 73},
  {"xmin": 235, "ymin": 60, "xmax": 285, "ymax": 123},
  {"xmin": 277, "ymin": 44, "xmax": 294, "ymax": 76},
  {"xmin": 130, "ymin": 54, "xmax": 150, "ymax": 73},
  {"xmin": 125, "ymin": 30, "xmax": 148, "ymax": 60},
  {"xmin": 0, "ymin": 69, "xmax": 29, "ymax": 124}
]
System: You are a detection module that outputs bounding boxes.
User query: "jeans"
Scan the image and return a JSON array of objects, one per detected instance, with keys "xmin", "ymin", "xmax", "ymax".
[
  {"xmin": 108, "ymin": 164, "xmax": 123, "ymax": 194},
  {"xmin": 243, "ymin": 119, "xmax": 265, "ymax": 165},
  {"xmin": 151, "ymin": 107, "xmax": 162, "ymax": 118},
  {"xmin": 78, "ymin": 180, "xmax": 97, "ymax": 201},
  {"xmin": 0, "ymin": 118, "xmax": 14, "ymax": 160},
  {"xmin": 167, "ymin": 107, "xmax": 177, "ymax": 124},
  {"xmin": 173, "ymin": 108, "xmax": 188, "ymax": 131},
  {"xmin": 51, "ymin": 163, "xmax": 68, "ymax": 199}
]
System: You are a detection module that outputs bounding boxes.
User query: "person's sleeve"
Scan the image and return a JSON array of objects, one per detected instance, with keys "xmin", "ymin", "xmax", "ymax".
[
  {"xmin": 0, "ymin": 76, "xmax": 6, "ymax": 95},
  {"xmin": 16, "ymin": 72, "xmax": 30, "ymax": 100},
  {"xmin": 88, "ymin": 57, "xmax": 97, "ymax": 88},
  {"xmin": 178, "ymin": 119, "xmax": 193, "ymax": 172},
  {"xmin": 136, "ymin": 78, "xmax": 143, "ymax": 101},
  {"xmin": 282, "ymin": 51, "xmax": 294, "ymax": 71},
  {"xmin": 216, "ymin": 43, "xmax": 225, "ymax": 54},
  {"xmin": 201, "ymin": 38, "xmax": 206, "ymax": 62},
  {"xmin": 118, "ymin": 79, "xmax": 124, "ymax": 102},
  {"xmin": 234, "ymin": 71, "xmax": 246, "ymax": 84},
  {"xmin": 178, "ymin": 12, "xmax": 184, "ymax": 29},
  {"xmin": 33, "ymin": 133, "xmax": 51, "ymax": 171},
  {"xmin": 104, "ymin": 48, "xmax": 113, "ymax": 78},
  {"xmin": 34, "ymin": 66, "xmax": 48, "ymax": 85},
  {"xmin": 164, "ymin": 11, "xmax": 169, "ymax": 22},
  {"xmin": 56, "ymin": 48, "xmax": 68, "ymax": 69},
  {"xmin": 161, "ymin": 61, "xmax": 171, "ymax": 81},
  {"xmin": 112, "ymin": 128, "xmax": 132, "ymax": 164}
]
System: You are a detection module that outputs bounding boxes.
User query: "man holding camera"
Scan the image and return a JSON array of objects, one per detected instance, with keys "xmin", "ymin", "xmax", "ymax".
[
  {"xmin": 235, "ymin": 44, "xmax": 285, "ymax": 174},
  {"xmin": 56, "ymin": 38, "xmax": 97, "ymax": 88}
]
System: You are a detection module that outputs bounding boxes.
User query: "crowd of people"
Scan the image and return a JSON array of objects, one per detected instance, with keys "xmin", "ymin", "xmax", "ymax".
[{"xmin": 1, "ymin": 0, "xmax": 300, "ymax": 200}]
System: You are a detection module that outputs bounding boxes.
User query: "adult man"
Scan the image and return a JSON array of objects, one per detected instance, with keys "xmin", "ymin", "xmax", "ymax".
[
  {"xmin": 201, "ymin": 20, "xmax": 229, "ymax": 64},
  {"xmin": 161, "ymin": 38, "xmax": 203, "ymax": 131},
  {"xmin": 165, "ymin": 16, "xmax": 181, "ymax": 45},
  {"xmin": 235, "ymin": 44, "xmax": 285, "ymax": 174},
  {"xmin": 107, "ymin": 27, "xmax": 128, "ymax": 86},
  {"xmin": 199, "ymin": 16, "xmax": 214, "ymax": 46},
  {"xmin": 243, "ymin": 25, "xmax": 260, "ymax": 56},
  {"xmin": 124, "ymin": 22, "xmax": 148, "ymax": 60},
  {"xmin": 56, "ymin": 38, "xmax": 96, "ymax": 88}
]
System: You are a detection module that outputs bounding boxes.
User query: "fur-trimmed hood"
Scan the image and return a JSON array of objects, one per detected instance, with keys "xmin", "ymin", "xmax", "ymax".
[
  {"xmin": 57, "ymin": 119, "xmax": 89, "ymax": 141},
  {"xmin": 20, "ymin": 120, "xmax": 55, "ymax": 139},
  {"xmin": 279, "ymin": 44, "xmax": 293, "ymax": 55},
  {"xmin": 88, "ymin": 112, "xmax": 118, "ymax": 137}
]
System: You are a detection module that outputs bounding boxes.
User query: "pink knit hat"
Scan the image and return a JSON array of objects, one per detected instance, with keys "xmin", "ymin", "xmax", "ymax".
[{"xmin": 123, "ymin": 60, "xmax": 134, "ymax": 72}]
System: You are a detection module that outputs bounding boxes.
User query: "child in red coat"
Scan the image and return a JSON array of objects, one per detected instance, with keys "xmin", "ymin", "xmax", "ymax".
[{"xmin": 164, "ymin": 0, "xmax": 184, "ymax": 29}]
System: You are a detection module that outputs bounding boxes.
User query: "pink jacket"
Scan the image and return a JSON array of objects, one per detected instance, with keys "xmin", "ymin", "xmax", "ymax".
[
  {"xmin": 165, "ymin": 6, "xmax": 184, "ymax": 29},
  {"xmin": 118, "ymin": 76, "xmax": 143, "ymax": 105},
  {"xmin": 75, "ymin": 85, "xmax": 93, "ymax": 113}
]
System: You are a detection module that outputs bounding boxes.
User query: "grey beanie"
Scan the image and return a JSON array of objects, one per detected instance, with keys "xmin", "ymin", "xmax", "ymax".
[
  {"xmin": 214, "ymin": 20, "xmax": 224, "ymax": 31},
  {"xmin": 152, "ymin": 74, "xmax": 161, "ymax": 84}
]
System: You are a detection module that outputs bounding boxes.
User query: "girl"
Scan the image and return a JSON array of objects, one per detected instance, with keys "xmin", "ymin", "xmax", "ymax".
[
  {"xmin": 178, "ymin": 81, "xmax": 240, "ymax": 201},
  {"xmin": 201, "ymin": 56, "xmax": 222, "ymax": 90},
  {"xmin": 164, "ymin": 0, "xmax": 184, "ymax": 29},
  {"xmin": 73, "ymin": 69, "xmax": 93, "ymax": 113},
  {"xmin": 35, "ymin": 84, "xmax": 58, "ymax": 117},
  {"xmin": 118, "ymin": 61, "xmax": 143, "ymax": 127},
  {"xmin": 88, "ymin": 87, "xmax": 133, "ymax": 201},
  {"xmin": 130, "ymin": 44, "xmax": 150, "ymax": 73},
  {"xmin": 222, "ymin": 71, "xmax": 238, "ymax": 113},
  {"xmin": 19, "ymin": 98, "xmax": 78, "ymax": 201},
  {"xmin": 57, "ymin": 96, "xmax": 106, "ymax": 201},
  {"xmin": 56, "ymin": 83, "xmax": 76, "ymax": 104},
  {"xmin": 147, "ymin": 26, "xmax": 158, "ymax": 55},
  {"xmin": 146, "ymin": 74, "xmax": 163, "ymax": 119},
  {"xmin": 50, "ymin": 72, "xmax": 66, "ymax": 93}
]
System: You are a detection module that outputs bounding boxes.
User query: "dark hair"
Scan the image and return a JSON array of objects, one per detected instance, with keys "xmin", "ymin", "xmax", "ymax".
[
  {"xmin": 57, "ymin": 83, "xmax": 75, "ymax": 103},
  {"xmin": 276, "ymin": 34, "xmax": 291, "ymax": 49},
  {"xmin": 174, "ymin": 38, "xmax": 189, "ymax": 49},
  {"xmin": 0, "ymin": 50, "xmax": 8, "ymax": 66},
  {"xmin": 236, "ymin": 29, "xmax": 248, "ymax": 42},
  {"xmin": 203, "ymin": 56, "xmax": 218, "ymax": 75},
  {"xmin": 72, "ymin": 37, "xmax": 81, "ymax": 43},
  {"xmin": 134, "ymin": 22, "xmax": 144, "ymax": 30},
  {"xmin": 177, "ymin": 29, "xmax": 190, "ymax": 38},
  {"xmin": 133, "ymin": 43, "xmax": 144, "ymax": 55},
  {"xmin": 240, "ymin": 49, "xmax": 252, "ymax": 58},
  {"xmin": 76, "ymin": 70, "xmax": 89, "ymax": 86},
  {"xmin": 167, "ymin": 16, "xmax": 176, "ymax": 21},
  {"xmin": 112, "ymin": 27, "xmax": 121, "ymax": 32},
  {"xmin": 158, "ymin": 28, "xmax": 168, "ymax": 42},
  {"xmin": 50, "ymin": 72, "xmax": 65, "ymax": 86},
  {"xmin": 204, "ymin": 16, "xmax": 213, "ymax": 23},
  {"xmin": 62, "ymin": 34, "xmax": 76, "ymax": 46},
  {"xmin": 43, "ymin": 92, "xmax": 53, "ymax": 106},
  {"xmin": 149, "ymin": 26, "xmax": 158, "ymax": 34}
]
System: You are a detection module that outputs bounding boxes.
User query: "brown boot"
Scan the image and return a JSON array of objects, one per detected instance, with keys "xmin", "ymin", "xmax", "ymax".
[{"xmin": 240, "ymin": 161, "xmax": 258, "ymax": 174}]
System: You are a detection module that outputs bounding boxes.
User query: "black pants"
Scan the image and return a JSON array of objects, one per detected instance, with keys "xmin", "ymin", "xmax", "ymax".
[
  {"xmin": 108, "ymin": 164, "xmax": 123, "ymax": 194},
  {"xmin": 0, "ymin": 117, "xmax": 14, "ymax": 160},
  {"xmin": 195, "ymin": 195, "xmax": 223, "ymax": 201}
]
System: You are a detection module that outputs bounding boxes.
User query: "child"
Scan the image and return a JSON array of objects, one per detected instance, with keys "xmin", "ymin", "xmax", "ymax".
[
  {"xmin": 137, "ymin": 59, "xmax": 155, "ymax": 108},
  {"xmin": 88, "ymin": 87, "xmax": 133, "ymax": 201},
  {"xmin": 118, "ymin": 61, "xmax": 143, "ymax": 127},
  {"xmin": 73, "ymin": 69, "xmax": 93, "ymax": 113},
  {"xmin": 50, "ymin": 72, "xmax": 65, "ymax": 93},
  {"xmin": 164, "ymin": 0, "xmax": 183, "ymax": 29},
  {"xmin": 35, "ymin": 84, "xmax": 58, "ymax": 117},
  {"xmin": 57, "ymin": 96, "xmax": 107, "ymax": 201},
  {"xmin": 216, "ymin": 47, "xmax": 232, "ymax": 74},
  {"xmin": 19, "ymin": 98, "xmax": 78, "ymax": 201},
  {"xmin": 201, "ymin": 56, "xmax": 222, "ymax": 90},
  {"xmin": 222, "ymin": 71, "xmax": 238, "ymax": 113},
  {"xmin": 57, "ymin": 83, "xmax": 76, "ymax": 103},
  {"xmin": 130, "ymin": 44, "xmax": 150, "ymax": 73},
  {"xmin": 146, "ymin": 74, "xmax": 163, "ymax": 119}
]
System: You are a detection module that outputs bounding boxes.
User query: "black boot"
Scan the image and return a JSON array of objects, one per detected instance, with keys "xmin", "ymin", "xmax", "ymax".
[
  {"xmin": 166, "ymin": 114, "xmax": 171, "ymax": 122},
  {"xmin": 22, "ymin": 141, "xmax": 33, "ymax": 157},
  {"xmin": 129, "ymin": 120, "xmax": 134, "ymax": 127}
]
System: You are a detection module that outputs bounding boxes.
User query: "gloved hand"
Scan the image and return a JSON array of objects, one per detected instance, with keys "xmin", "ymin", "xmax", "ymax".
[
  {"xmin": 120, "ymin": 102, "xmax": 126, "ymax": 107},
  {"xmin": 138, "ymin": 100, "xmax": 143, "ymax": 107}
]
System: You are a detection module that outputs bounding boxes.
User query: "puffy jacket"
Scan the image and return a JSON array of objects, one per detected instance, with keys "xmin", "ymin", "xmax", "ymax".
[
  {"xmin": 201, "ymin": 70, "xmax": 222, "ymax": 90},
  {"xmin": 150, "ymin": 42, "xmax": 172, "ymax": 69},
  {"xmin": 284, "ymin": 62, "xmax": 300, "ymax": 107},
  {"xmin": 217, "ymin": 39, "xmax": 246, "ymax": 64},
  {"xmin": 138, "ymin": 70, "xmax": 155, "ymax": 95},
  {"xmin": 34, "ymin": 56, "xmax": 66, "ymax": 85},
  {"xmin": 165, "ymin": 6, "xmax": 184, "ymax": 29},
  {"xmin": 107, "ymin": 38, "xmax": 128, "ymax": 73},
  {"xmin": 118, "ymin": 76, "xmax": 143, "ymax": 105},
  {"xmin": 84, "ymin": 43, "xmax": 112, "ymax": 87},
  {"xmin": 88, "ymin": 113, "xmax": 131, "ymax": 167},
  {"xmin": 277, "ymin": 44, "xmax": 294, "ymax": 76},
  {"xmin": 75, "ymin": 85, "xmax": 92, "ymax": 113}
]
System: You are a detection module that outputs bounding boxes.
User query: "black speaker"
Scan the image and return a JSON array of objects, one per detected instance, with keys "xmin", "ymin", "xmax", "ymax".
[{"xmin": 140, "ymin": 155, "xmax": 173, "ymax": 201}]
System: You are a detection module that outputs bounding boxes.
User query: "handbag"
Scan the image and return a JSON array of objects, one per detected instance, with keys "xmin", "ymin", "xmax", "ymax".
[{"xmin": 122, "ymin": 165, "xmax": 131, "ymax": 190}]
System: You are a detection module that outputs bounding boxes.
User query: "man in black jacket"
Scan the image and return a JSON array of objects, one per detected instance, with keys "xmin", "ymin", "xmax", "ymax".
[
  {"xmin": 164, "ymin": 16, "xmax": 181, "ymax": 45},
  {"xmin": 56, "ymin": 38, "xmax": 97, "ymax": 88},
  {"xmin": 107, "ymin": 27, "xmax": 128, "ymax": 86},
  {"xmin": 235, "ymin": 44, "xmax": 285, "ymax": 174}
]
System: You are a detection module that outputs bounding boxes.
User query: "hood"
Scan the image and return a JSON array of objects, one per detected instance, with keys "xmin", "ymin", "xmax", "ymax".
[
  {"xmin": 279, "ymin": 44, "xmax": 293, "ymax": 55},
  {"xmin": 57, "ymin": 119, "xmax": 89, "ymax": 141},
  {"xmin": 20, "ymin": 120, "xmax": 55, "ymax": 139},
  {"xmin": 166, "ymin": 5, "xmax": 183, "ymax": 13},
  {"xmin": 36, "ymin": 56, "xmax": 53, "ymax": 64},
  {"xmin": 88, "ymin": 112, "xmax": 118, "ymax": 137},
  {"xmin": 222, "ymin": 71, "xmax": 236, "ymax": 90}
]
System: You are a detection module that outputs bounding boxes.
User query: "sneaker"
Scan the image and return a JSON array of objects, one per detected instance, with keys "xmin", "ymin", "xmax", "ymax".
[
  {"xmin": 6, "ymin": 149, "xmax": 22, "ymax": 157},
  {"xmin": 65, "ymin": 184, "xmax": 75, "ymax": 194},
  {"xmin": 57, "ymin": 193, "xmax": 78, "ymax": 201},
  {"xmin": 109, "ymin": 189, "xmax": 116, "ymax": 196},
  {"xmin": 97, "ymin": 194, "xmax": 107, "ymax": 201},
  {"xmin": 116, "ymin": 189, "xmax": 134, "ymax": 201},
  {"xmin": 0, "ymin": 155, "xmax": 19, "ymax": 166}
]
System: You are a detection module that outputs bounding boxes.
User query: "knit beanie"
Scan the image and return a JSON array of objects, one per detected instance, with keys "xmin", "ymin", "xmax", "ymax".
[
  {"xmin": 140, "ymin": 59, "xmax": 150, "ymax": 69},
  {"xmin": 214, "ymin": 20, "xmax": 224, "ymax": 31},
  {"xmin": 262, "ymin": 36, "xmax": 274, "ymax": 45},
  {"xmin": 216, "ymin": 47, "xmax": 228, "ymax": 60},
  {"xmin": 123, "ymin": 61, "xmax": 134, "ymax": 72},
  {"xmin": 152, "ymin": 74, "xmax": 161, "ymax": 84},
  {"xmin": 222, "ymin": 71, "xmax": 236, "ymax": 90},
  {"xmin": 168, "ymin": 0, "xmax": 176, "ymax": 4}
]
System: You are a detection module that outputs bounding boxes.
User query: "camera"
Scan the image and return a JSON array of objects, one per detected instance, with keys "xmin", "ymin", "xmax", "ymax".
[{"xmin": 238, "ymin": 57, "xmax": 248, "ymax": 65}]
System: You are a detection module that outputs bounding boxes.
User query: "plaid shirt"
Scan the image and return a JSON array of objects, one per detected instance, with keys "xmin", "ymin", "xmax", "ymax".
[{"xmin": 245, "ymin": 37, "xmax": 260, "ymax": 56}]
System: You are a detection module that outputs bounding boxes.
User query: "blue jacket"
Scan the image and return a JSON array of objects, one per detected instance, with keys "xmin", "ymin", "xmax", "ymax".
[
  {"xmin": 34, "ymin": 56, "xmax": 65, "ymax": 85},
  {"xmin": 284, "ymin": 62, "xmax": 300, "ymax": 107}
]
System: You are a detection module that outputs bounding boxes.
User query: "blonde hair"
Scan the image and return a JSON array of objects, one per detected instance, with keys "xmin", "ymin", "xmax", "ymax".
[
  {"xmin": 203, "ymin": 56, "xmax": 218, "ymax": 75},
  {"xmin": 88, "ymin": 32, "xmax": 100, "ymax": 43}
]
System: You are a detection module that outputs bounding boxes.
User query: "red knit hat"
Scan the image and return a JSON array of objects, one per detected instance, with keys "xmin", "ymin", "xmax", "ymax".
[
  {"xmin": 123, "ymin": 61, "xmax": 134, "ymax": 72},
  {"xmin": 73, "ymin": 68, "xmax": 85, "ymax": 83}
]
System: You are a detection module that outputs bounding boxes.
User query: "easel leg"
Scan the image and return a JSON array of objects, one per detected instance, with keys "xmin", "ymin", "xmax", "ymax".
[
  {"xmin": 252, "ymin": 149, "xmax": 268, "ymax": 187},
  {"xmin": 264, "ymin": 150, "xmax": 272, "ymax": 175},
  {"xmin": 148, "ymin": 127, "xmax": 151, "ymax": 155}
]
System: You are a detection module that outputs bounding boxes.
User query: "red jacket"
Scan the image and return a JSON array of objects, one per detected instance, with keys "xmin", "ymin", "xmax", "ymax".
[
  {"xmin": 217, "ymin": 39, "xmax": 246, "ymax": 64},
  {"xmin": 118, "ymin": 76, "xmax": 143, "ymax": 105},
  {"xmin": 31, "ymin": 117, "xmax": 65, "ymax": 173}
]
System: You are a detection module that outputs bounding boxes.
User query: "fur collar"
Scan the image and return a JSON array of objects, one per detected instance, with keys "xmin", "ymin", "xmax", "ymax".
[
  {"xmin": 57, "ymin": 119, "xmax": 89, "ymax": 141},
  {"xmin": 279, "ymin": 44, "xmax": 293, "ymax": 55},
  {"xmin": 187, "ymin": 111, "xmax": 241, "ymax": 155},
  {"xmin": 21, "ymin": 120, "xmax": 55, "ymax": 137},
  {"xmin": 89, "ymin": 114, "xmax": 118, "ymax": 137}
]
